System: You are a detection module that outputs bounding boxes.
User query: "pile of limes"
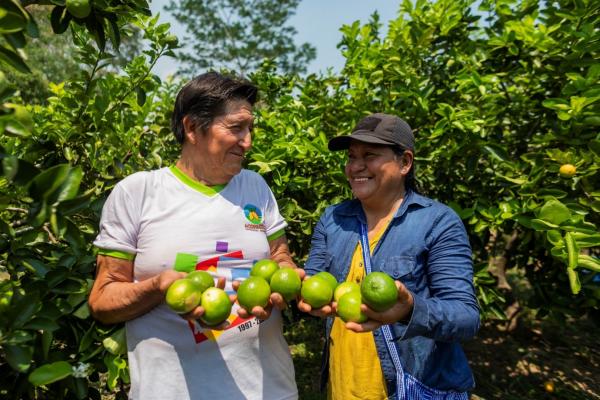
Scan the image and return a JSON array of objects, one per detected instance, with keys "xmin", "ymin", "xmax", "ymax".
[
  {"xmin": 302, "ymin": 270, "xmax": 399, "ymax": 325},
  {"xmin": 237, "ymin": 259, "xmax": 302, "ymax": 312},
  {"xmin": 165, "ymin": 270, "xmax": 232, "ymax": 327}
]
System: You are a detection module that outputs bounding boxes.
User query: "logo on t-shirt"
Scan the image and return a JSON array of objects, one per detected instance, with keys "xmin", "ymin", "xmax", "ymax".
[{"xmin": 243, "ymin": 204, "xmax": 266, "ymax": 232}]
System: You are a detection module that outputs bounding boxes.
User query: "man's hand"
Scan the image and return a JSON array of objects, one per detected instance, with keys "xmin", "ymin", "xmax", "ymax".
[{"xmin": 182, "ymin": 276, "xmax": 235, "ymax": 331}]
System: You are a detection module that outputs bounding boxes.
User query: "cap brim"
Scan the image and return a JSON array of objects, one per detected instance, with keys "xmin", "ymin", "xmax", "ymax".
[{"xmin": 328, "ymin": 131, "xmax": 397, "ymax": 151}]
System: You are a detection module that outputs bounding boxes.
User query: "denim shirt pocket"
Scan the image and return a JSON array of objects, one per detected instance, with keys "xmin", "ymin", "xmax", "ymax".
[{"xmin": 380, "ymin": 256, "xmax": 417, "ymax": 289}]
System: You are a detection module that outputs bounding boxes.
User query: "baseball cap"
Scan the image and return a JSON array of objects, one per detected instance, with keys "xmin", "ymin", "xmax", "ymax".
[{"xmin": 328, "ymin": 113, "xmax": 414, "ymax": 152}]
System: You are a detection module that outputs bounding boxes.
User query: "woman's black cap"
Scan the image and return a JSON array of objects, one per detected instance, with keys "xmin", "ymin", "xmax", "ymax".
[{"xmin": 328, "ymin": 113, "xmax": 414, "ymax": 152}]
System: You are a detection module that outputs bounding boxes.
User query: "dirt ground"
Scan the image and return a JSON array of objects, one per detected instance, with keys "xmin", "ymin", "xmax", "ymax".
[
  {"xmin": 287, "ymin": 312, "xmax": 600, "ymax": 400},
  {"xmin": 465, "ymin": 315, "xmax": 600, "ymax": 400}
]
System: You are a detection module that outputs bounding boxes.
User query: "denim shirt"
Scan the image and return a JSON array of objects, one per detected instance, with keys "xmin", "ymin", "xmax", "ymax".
[{"xmin": 304, "ymin": 190, "xmax": 480, "ymax": 395}]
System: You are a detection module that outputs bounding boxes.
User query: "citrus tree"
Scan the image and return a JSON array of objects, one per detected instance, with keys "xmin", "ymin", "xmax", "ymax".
[
  {"xmin": 247, "ymin": 0, "xmax": 600, "ymax": 321},
  {"xmin": 1, "ymin": 0, "xmax": 179, "ymax": 397},
  {"xmin": 1, "ymin": 0, "xmax": 599, "ymax": 398}
]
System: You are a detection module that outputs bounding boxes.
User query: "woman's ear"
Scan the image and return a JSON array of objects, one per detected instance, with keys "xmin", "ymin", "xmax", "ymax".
[
  {"xmin": 400, "ymin": 150, "xmax": 414, "ymax": 175},
  {"xmin": 182, "ymin": 115, "xmax": 197, "ymax": 144}
]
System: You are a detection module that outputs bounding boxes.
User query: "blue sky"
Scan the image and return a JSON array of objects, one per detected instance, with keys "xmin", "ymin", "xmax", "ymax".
[{"xmin": 149, "ymin": 0, "xmax": 401, "ymax": 78}]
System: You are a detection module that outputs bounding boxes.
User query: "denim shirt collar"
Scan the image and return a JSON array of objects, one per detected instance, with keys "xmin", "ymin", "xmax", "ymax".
[{"xmin": 332, "ymin": 190, "xmax": 433, "ymax": 223}]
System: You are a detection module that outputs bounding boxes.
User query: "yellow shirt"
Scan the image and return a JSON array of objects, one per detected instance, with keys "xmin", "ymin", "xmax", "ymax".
[{"xmin": 327, "ymin": 222, "xmax": 390, "ymax": 400}]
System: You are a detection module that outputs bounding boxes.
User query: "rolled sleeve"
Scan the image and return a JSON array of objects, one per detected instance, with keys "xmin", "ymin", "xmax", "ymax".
[{"xmin": 303, "ymin": 213, "xmax": 329, "ymax": 276}]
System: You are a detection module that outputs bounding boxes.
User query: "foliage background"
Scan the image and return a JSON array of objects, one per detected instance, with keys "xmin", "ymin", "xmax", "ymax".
[{"xmin": 0, "ymin": 0, "xmax": 598, "ymax": 398}]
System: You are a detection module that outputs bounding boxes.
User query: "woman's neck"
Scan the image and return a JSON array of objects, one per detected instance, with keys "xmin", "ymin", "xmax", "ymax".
[{"xmin": 362, "ymin": 188, "xmax": 406, "ymax": 232}]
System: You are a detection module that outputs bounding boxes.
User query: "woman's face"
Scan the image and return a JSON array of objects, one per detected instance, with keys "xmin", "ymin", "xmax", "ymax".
[
  {"xmin": 191, "ymin": 99, "xmax": 253, "ymax": 183},
  {"xmin": 345, "ymin": 141, "xmax": 409, "ymax": 204}
]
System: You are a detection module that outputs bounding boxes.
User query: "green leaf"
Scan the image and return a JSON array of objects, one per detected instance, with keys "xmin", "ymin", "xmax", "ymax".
[
  {"xmin": 570, "ymin": 232, "xmax": 600, "ymax": 248},
  {"xmin": 564, "ymin": 232, "xmax": 579, "ymax": 269},
  {"xmin": 4, "ymin": 344, "xmax": 33, "ymax": 372},
  {"xmin": 41, "ymin": 330, "xmax": 52, "ymax": 360},
  {"xmin": 136, "ymin": 86, "xmax": 146, "ymax": 106},
  {"xmin": 483, "ymin": 144, "xmax": 510, "ymax": 162},
  {"xmin": 29, "ymin": 164, "xmax": 82, "ymax": 204},
  {"xmin": 578, "ymin": 255, "xmax": 600, "ymax": 272},
  {"xmin": 566, "ymin": 268, "xmax": 581, "ymax": 295},
  {"xmin": 23, "ymin": 317, "xmax": 60, "ymax": 331},
  {"xmin": 103, "ymin": 327, "xmax": 127, "ymax": 355},
  {"xmin": 546, "ymin": 230, "xmax": 563, "ymax": 246},
  {"xmin": 104, "ymin": 354, "xmax": 127, "ymax": 390},
  {"xmin": 0, "ymin": 11, "xmax": 26, "ymax": 33},
  {"xmin": 28, "ymin": 361, "xmax": 72, "ymax": 386},
  {"xmin": 0, "ymin": 44, "xmax": 30, "ymax": 73},
  {"xmin": 538, "ymin": 199, "xmax": 571, "ymax": 225},
  {"xmin": 530, "ymin": 218, "xmax": 559, "ymax": 230},
  {"xmin": 50, "ymin": 6, "xmax": 71, "ymax": 34}
]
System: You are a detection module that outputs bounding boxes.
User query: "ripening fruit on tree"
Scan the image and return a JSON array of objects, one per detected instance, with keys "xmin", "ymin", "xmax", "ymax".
[
  {"xmin": 559, "ymin": 164, "xmax": 576, "ymax": 178},
  {"xmin": 66, "ymin": 0, "xmax": 92, "ymax": 19}
]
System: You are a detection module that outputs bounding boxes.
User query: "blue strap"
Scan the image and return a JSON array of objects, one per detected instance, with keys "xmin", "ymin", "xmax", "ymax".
[{"xmin": 359, "ymin": 223, "xmax": 405, "ymax": 400}]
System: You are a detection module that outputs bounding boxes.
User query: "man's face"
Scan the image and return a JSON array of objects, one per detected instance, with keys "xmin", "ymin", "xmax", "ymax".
[{"xmin": 192, "ymin": 99, "xmax": 253, "ymax": 183}]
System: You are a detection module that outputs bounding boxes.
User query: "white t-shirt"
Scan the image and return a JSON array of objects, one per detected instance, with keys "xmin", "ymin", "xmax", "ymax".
[{"xmin": 94, "ymin": 166, "xmax": 298, "ymax": 400}]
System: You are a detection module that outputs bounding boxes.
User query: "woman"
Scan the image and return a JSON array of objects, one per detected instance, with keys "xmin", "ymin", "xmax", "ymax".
[
  {"xmin": 89, "ymin": 72, "xmax": 299, "ymax": 400},
  {"xmin": 300, "ymin": 113, "xmax": 480, "ymax": 399}
]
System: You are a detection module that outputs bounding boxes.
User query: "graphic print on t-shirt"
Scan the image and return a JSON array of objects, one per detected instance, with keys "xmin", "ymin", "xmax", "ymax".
[
  {"xmin": 174, "ymin": 239, "xmax": 261, "ymax": 345},
  {"xmin": 243, "ymin": 203, "xmax": 267, "ymax": 232}
]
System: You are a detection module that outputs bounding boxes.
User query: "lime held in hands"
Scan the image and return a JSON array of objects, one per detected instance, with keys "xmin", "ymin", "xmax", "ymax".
[
  {"xmin": 361, "ymin": 272, "xmax": 398, "ymax": 312},
  {"xmin": 333, "ymin": 281, "xmax": 360, "ymax": 302},
  {"xmin": 337, "ymin": 291, "xmax": 368, "ymax": 323},
  {"xmin": 314, "ymin": 271, "xmax": 338, "ymax": 292},
  {"xmin": 237, "ymin": 276, "xmax": 271, "ymax": 312},
  {"xmin": 199, "ymin": 287, "xmax": 232, "ymax": 326},
  {"xmin": 166, "ymin": 279, "xmax": 202, "ymax": 314},
  {"xmin": 301, "ymin": 276, "xmax": 333, "ymax": 309},
  {"xmin": 187, "ymin": 270, "xmax": 214, "ymax": 293},
  {"xmin": 270, "ymin": 268, "xmax": 301, "ymax": 302},
  {"xmin": 250, "ymin": 259, "xmax": 280, "ymax": 282}
]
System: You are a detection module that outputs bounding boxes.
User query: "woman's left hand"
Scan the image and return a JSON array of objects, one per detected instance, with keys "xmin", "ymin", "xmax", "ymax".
[{"xmin": 345, "ymin": 280, "xmax": 414, "ymax": 333}]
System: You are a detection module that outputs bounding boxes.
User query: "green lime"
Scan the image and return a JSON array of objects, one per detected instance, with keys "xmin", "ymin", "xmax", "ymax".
[
  {"xmin": 237, "ymin": 276, "xmax": 271, "ymax": 311},
  {"xmin": 66, "ymin": 0, "xmax": 92, "ymax": 18},
  {"xmin": 270, "ymin": 268, "xmax": 301, "ymax": 302},
  {"xmin": 337, "ymin": 291, "xmax": 368, "ymax": 323},
  {"xmin": 333, "ymin": 281, "xmax": 361, "ymax": 302},
  {"xmin": 361, "ymin": 272, "xmax": 398, "ymax": 312},
  {"xmin": 199, "ymin": 287, "xmax": 232, "ymax": 326},
  {"xmin": 250, "ymin": 259, "xmax": 280, "ymax": 282},
  {"xmin": 314, "ymin": 271, "xmax": 338, "ymax": 292},
  {"xmin": 165, "ymin": 278, "xmax": 202, "ymax": 314},
  {"xmin": 186, "ymin": 270, "xmax": 214, "ymax": 293},
  {"xmin": 301, "ymin": 276, "xmax": 333, "ymax": 309}
]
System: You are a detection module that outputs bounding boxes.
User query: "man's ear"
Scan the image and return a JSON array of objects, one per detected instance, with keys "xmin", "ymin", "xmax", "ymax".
[
  {"xmin": 400, "ymin": 150, "xmax": 414, "ymax": 175},
  {"xmin": 182, "ymin": 115, "xmax": 197, "ymax": 144}
]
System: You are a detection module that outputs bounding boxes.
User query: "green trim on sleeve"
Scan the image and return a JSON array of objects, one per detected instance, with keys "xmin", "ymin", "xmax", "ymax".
[
  {"xmin": 169, "ymin": 165, "xmax": 225, "ymax": 196},
  {"xmin": 97, "ymin": 249, "xmax": 136, "ymax": 261},
  {"xmin": 267, "ymin": 229, "xmax": 286, "ymax": 242}
]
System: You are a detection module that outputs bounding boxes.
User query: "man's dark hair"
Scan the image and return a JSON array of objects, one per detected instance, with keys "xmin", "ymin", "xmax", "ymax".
[{"xmin": 171, "ymin": 72, "xmax": 258, "ymax": 144}]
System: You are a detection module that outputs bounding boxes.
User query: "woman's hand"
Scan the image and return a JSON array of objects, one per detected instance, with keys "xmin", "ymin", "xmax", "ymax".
[
  {"xmin": 345, "ymin": 280, "xmax": 414, "ymax": 333},
  {"xmin": 182, "ymin": 276, "xmax": 236, "ymax": 330},
  {"xmin": 297, "ymin": 298, "xmax": 335, "ymax": 318}
]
